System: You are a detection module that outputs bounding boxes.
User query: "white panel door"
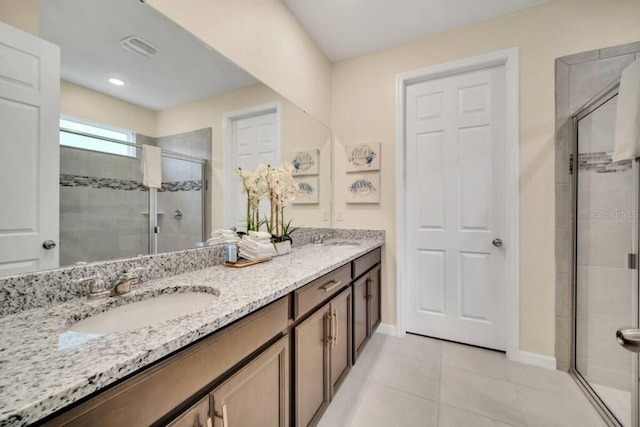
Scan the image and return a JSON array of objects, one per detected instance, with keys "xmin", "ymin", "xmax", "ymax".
[
  {"xmin": 230, "ymin": 112, "xmax": 279, "ymax": 231},
  {"xmin": 405, "ymin": 65, "xmax": 507, "ymax": 350},
  {"xmin": 0, "ymin": 22, "xmax": 60, "ymax": 276}
]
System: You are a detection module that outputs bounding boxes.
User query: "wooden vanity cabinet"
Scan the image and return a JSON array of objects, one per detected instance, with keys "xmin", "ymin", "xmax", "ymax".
[
  {"xmin": 210, "ymin": 335, "xmax": 289, "ymax": 427},
  {"xmin": 43, "ymin": 298, "xmax": 289, "ymax": 427},
  {"xmin": 41, "ymin": 247, "xmax": 381, "ymax": 427},
  {"xmin": 166, "ymin": 396, "xmax": 209, "ymax": 427},
  {"xmin": 352, "ymin": 249, "xmax": 382, "ymax": 363},
  {"xmin": 294, "ymin": 287, "xmax": 352, "ymax": 427}
]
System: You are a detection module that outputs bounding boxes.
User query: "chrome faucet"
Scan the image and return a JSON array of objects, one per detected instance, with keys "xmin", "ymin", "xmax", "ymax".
[
  {"xmin": 311, "ymin": 234, "xmax": 332, "ymax": 244},
  {"xmin": 72, "ymin": 267, "xmax": 148, "ymax": 300},
  {"xmin": 72, "ymin": 274, "xmax": 110, "ymax": 300},
  {"xmin": 111, "ymin": 267, "xmax": 148, "ymax": 296}
]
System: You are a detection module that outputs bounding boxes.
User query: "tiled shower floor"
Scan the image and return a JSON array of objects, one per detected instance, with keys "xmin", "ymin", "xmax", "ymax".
[{"xmin": 318, "ymin": 333, "xmax": 606, "ymax": 427}]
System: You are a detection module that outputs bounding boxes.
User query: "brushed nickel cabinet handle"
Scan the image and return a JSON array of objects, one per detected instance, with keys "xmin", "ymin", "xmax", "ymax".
[
  {"xmin": 321, "ymin": 280, "xmax": 342, "ymax": 292},
  {"xmin": 326, "ymin": 312, "xmax": 333, "ymax": 346},
  {"xmin": 206, "ymin": 416, "xmax": 212, "ymax": 427},
  {"xmin": 333, "ymin": 310, "xmax": 338, "ymax": 347}
]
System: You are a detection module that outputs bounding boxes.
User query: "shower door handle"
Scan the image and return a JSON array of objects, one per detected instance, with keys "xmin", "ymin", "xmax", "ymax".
[{"xmin": 616, "ymin": 328, "xmax": 640, "ymax": 353}]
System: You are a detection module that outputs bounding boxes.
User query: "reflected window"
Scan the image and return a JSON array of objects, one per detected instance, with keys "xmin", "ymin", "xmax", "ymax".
[{"xmin": 60, "ymin": 117, "xmax": 136, "ymax": 157}]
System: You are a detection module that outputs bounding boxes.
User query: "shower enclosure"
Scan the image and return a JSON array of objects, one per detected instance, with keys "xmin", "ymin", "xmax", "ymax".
[
  {"xmin": 59, "ymin": 128, "xmax": 206, "ymax": 266},
  {"xmin": 571, "ymin": 81, "xmax": 639, "ymax": 426}
]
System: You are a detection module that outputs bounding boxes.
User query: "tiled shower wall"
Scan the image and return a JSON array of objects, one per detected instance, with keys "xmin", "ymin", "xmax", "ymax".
[
  {"xmin": 59, "ymin": 128, "xmax": 211, "ymax": 267},
  {"xmin": 555, "ymin": 42, "xmax": 640, "ymax": 372},
  {"xmin": 59, "ymin": 147, "xmax": 149, "ymax": 266}
]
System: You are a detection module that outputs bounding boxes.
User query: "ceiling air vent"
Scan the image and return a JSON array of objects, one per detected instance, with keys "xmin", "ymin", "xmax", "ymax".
[{"xmin": 120, "ymin": 36, "xmax": 159, "ymax": 57}]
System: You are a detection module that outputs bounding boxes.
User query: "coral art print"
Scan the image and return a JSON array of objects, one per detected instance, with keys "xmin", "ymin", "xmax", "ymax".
[
  {"xmin": 291, "ymin": 149, "xmax": 319, "ymax": 176},
  {"xmin": 346, "ymin": 142, "xmax": 380, "ymax": 172}
]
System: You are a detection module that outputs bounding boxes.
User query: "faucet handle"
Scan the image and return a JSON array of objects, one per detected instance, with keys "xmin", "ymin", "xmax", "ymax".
[{"xmin": 72, "ymin": 274, "xmax": 107, "ymax": 294}]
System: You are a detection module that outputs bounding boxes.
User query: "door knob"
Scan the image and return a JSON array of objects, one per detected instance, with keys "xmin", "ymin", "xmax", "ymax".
[
  {"xmin": 492, "ymin": 238, "xmax": 503, "ymax": 247},
  {"xmin": 616, "ymin": 328, "xmax": 640, "ymax": 353},
  {"xmin": 42, "ymin": 240, "xmax": 56, "ymax": 250}
]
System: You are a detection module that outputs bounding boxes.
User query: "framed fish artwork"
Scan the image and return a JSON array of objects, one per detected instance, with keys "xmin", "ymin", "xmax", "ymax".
[
  {"xmin": 293, "ymin": 176, "xmax": 319, "ymax": 204},
  {"xmin": 346, "ymin": 173, "xmax": 380, "ymax": 204},
  {"xmin": 346, "ymin": 142, "xmax": 380, "ymax": 172},
  {"xmin": 290, "ymin": 149, "xmax": 319, "ymax": 176}
]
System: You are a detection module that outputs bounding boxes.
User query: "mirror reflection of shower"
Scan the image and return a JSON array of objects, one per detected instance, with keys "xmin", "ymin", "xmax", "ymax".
[{"xmin": 59, "ymin": 122, "xmax": 209, "ymax": 267}]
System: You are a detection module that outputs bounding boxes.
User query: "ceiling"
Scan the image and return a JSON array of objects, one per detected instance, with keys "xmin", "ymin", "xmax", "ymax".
[
  {"xmin": 282, "ymin": 0, "xmax": 553, "ymax": 62},
  {"xmin": 40, "ymin": 0, "xmax": 258, "ymax": 111}
]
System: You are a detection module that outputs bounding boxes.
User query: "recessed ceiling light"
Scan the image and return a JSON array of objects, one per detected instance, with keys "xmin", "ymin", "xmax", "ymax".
[{"xmin": 108, "ymin": 78, "xmax": 125, "ymax": 86}]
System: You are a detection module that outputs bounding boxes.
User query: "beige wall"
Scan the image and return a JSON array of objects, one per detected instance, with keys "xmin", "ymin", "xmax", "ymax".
[
  {"xmin": 156, "ymin": 83, "xmax": 332, "ymax": 232},
  {"xmin": 147, "ymin": 0, "xmax": 332, "ymax": 126},
  {"xmin": 330, "ymin": 0, "xmax": 640, "ymax": 357},
  {"xmin": 60, "ymin": 81, "xmax": 157, "ymax": 137},
  {"xmin": 0, "ymin": 0, "xmax": 38, "ymax": 35}
]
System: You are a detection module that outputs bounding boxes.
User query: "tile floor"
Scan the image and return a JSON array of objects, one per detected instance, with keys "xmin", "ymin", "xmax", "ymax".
[{"xmin": 318, "ymin": 333, "xmax": 606, "ymax": 427}]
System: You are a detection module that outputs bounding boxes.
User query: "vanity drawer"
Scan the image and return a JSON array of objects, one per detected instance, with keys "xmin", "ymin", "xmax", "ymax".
[
  {"xmin": 352, "ymin": 248, "xmax": 381, "ymax": 279},
  {"xmin": 294, "ymin": 264, "xmax": 350, "ymax": 320}
]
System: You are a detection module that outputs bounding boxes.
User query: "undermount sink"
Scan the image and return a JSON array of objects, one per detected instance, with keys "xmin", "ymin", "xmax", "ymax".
[
  {"xmin": 323, "ymin": 240, "xmax": 361, "ymax": 247},
  {"xmin": 68, "ymin": 291, "xmax": 219, "ymax": 335}
]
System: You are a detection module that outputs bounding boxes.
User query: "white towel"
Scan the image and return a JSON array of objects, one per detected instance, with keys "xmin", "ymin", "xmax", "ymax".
[
  {"xmin": 142, "ymin": 145, "xmax": 162, "ymax": 188},
  {"xmin": 612, "ymin": 58, "xmax": 640, "ymax": 163},
  {"xmin": 248, "ymin": 231, "xmax": 272, "ymax": 239}
]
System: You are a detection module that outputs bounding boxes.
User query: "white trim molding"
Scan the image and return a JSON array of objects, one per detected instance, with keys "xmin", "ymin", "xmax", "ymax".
[
  {"xmin": 222, "ymin": 102, "xmax": 282, "ymax": 229},
  {"xmin": 517, "ymin": 351, "xmax": 557, "ymax": 370},
  {"xmin": 395, "ymin": 48, "xmax": 520, "ymax": 360}
]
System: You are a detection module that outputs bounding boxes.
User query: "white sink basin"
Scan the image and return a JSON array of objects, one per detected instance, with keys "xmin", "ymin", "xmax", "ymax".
[{"xmin": 69, "ymin": 292, "xmax": 219, "ymax": 334}]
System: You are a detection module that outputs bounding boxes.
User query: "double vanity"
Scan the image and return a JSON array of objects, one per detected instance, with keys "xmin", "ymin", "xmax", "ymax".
[{"xmin": 0, "ymin": 229, "xmax": 383, "ymax": 427}]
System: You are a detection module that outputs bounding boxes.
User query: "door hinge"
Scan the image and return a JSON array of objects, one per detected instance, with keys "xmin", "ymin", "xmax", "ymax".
[
  {"xmin": 628, "ymin": 253, "xmax": 637, "ymax": 270},
  {"xmin": 569, "ymin": 154, "xmax": 574, "ymax": 175}
]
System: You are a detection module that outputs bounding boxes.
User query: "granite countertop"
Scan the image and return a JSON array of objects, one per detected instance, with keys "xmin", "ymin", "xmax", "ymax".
[{"xmin": 0, "ymin": 239, "xmax": 383, "ymax": 426}]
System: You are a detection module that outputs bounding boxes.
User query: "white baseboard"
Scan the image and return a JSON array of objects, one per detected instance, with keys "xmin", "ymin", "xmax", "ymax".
[
  {"xmin": 374, "ymin": 323, "xmax": 398, "ymax": 336},
  {"xmin": 517, "ymin": 351, "xmax": 557, "ymax": 370}
]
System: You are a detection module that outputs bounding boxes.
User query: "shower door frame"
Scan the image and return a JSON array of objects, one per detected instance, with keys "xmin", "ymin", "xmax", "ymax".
[{"xmin": 569, "ymin": 80, "xmax": 639, "ymax": 427}]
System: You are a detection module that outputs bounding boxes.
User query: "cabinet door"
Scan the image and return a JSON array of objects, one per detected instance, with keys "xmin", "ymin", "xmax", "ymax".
[
  {"xmin": 330, "ymin": 287, "xmax": 352, "ymax": 395},
  {"xmin": 166, "ymin": 396, "xmax": 210, "ymax": 427},
  {"xmin": 211, "ymin": 336, "xmax": 289, "ymax": 427},
  {"xmin": 368, "ymin": 265, "xmax": 381, "ymax": 334},
  {"xmin": 352, "ymin": 275, "xmax": 369, "ymax": 362},
  {"xmin": 295, "ymin": 304, "xmax": 330, "ymax": 426}
]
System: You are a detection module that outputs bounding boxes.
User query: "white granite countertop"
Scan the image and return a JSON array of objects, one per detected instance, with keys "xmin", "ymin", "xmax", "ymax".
[{"xmin": 0, "ymin": 239, "xmax": 383, "ymax": 426}]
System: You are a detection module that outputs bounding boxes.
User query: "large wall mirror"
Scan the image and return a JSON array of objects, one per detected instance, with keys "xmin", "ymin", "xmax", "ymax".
[{"xmin": 0, "ymin": 0, "xmax": 332, "ymax": 276}]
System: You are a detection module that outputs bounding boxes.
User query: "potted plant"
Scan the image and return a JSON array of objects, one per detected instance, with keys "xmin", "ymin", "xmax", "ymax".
[{"xmin": 235, "ymin": 163, "xmax": 300, "ymax": 255}]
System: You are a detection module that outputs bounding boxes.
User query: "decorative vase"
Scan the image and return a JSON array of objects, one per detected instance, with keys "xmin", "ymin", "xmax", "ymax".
[{"xmin": 273, "ymin": 240, "xmax": 291, "ymax": 256}]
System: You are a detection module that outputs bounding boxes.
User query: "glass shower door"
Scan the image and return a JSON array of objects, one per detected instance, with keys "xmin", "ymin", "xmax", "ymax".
[
  {"xmin": 156, "ymin": 155, "xmax": 205, "ymax": 253},
  {"xmin": 574, "ymin": 92, "xmax": 638, "ymax": 426}
]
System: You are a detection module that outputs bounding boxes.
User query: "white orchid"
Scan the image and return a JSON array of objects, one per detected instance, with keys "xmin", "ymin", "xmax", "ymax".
[{"xmin": 235, "ymin": 163, "xmax": 300, "ymax": 237}]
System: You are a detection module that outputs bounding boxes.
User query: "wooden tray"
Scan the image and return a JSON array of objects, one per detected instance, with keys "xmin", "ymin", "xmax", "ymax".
[{"xmin": 224, "ymin": 257, "xmax": 272, "ymax": 268}]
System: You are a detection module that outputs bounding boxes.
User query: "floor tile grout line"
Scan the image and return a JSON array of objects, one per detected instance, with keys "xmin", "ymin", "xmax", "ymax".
[
  {"xmin": 366, "ymin": 378, "xmax": 441, "ymax": 405},
  {"xmin": 437, "ymin": 397, "xmax": 525, "ymax": 427},
  {"xmin": 438, "ymin": 402, "xmax": 521, "ymax": 427}
]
